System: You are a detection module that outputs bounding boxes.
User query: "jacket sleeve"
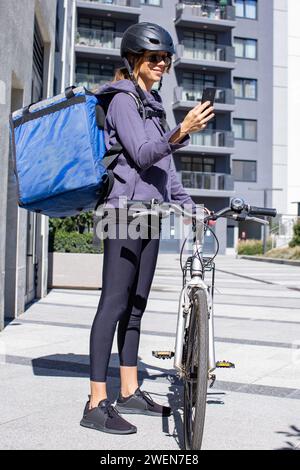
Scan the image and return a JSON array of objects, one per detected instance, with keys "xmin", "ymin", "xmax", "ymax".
[
  {"xmin": 169, "ymin": 156, "xmax": 197, "ymax": 213},
  {"xmin": 106, "ymin": 92, "xmax": 190, "ymax": 170}
]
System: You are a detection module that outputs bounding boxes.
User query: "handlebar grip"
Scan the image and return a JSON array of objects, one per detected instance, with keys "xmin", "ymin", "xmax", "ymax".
[{"xmin": 248, "ymin": 206, "xmax": 277, "ymax": 218}]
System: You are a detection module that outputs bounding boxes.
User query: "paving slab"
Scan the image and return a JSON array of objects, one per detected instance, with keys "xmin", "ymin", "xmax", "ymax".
[{"xmin": 0, "ymin": 255, "xmax": 300, "ymax": 450}]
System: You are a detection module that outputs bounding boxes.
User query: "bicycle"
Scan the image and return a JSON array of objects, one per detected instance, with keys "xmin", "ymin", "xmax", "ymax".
[{"xmin": 126, "ymin": 197, "xmax": 277, "ymax": 450}]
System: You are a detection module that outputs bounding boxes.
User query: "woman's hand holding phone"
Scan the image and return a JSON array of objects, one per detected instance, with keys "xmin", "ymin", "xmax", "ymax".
[{"xmin": 180, "ymin": 101, "xmax": 215, "ymax": 136}]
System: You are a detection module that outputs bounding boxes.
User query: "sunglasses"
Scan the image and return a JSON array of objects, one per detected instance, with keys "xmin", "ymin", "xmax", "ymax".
[{"xmin": 145, "ymin": 54, "xmax": 172, "ymax": 67}]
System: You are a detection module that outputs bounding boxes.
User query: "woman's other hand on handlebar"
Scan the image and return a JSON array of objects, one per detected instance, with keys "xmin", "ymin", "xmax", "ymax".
[{"xmin": 183, "ymin": 207, "xmax": 215, "ymax": 226}]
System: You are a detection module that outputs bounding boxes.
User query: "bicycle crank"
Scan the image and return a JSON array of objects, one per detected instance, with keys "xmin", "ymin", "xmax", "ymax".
[{"xmin": 152, "ymin": 351, "xmax": 175, "ymax": 360}]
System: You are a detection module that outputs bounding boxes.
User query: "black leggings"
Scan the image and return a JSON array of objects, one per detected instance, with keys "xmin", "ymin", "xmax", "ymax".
[{"xmin": 90, "ymin": 216, "xmax": 161, "ymax": 382}]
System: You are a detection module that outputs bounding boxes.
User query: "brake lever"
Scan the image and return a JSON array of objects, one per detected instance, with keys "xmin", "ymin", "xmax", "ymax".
[
  {"xmin": 245, "ymin": 216, "xmax": 269, "ymax": 225},
  {"xmin": 131, "ymin": 210, "xmax": 157, "ymax": 218},
  {"xmin": 227, "ymin": 213, "xmax": 268, "ymax": 225},
  {"xmin": 131, "ymin": 209, "xmax": 171, "ymax": 219}
]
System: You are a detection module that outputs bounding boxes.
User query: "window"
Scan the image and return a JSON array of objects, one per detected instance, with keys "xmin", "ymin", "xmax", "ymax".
[
  {"xmin": 77, "ymin": 17, "xmax": 116, "ymax": 47},
  {"xmin": 76, "ymin": 61, "xmax": 114, "ymax": 77},
  {"xmin": 141, "ymin": 0, "xmax": 161, "ymax": 5},
  {"xmin": 236, "ymin": 0, "xmax": 257, "ymax": 19},
  {"xmin": 233, "ymin": 119, "xmax": 257, "ymax": 141},
  {"xmin": 181, "ymin": 156, "xmax": 216, "ymax": 173},
  {"xmin": 234, "ymin": 37, "xmax": 257, "ymax": 59},
  {"xmin": 232, "ymin": 160, "xmax": 257, "ymax": 182},
  {"xmin": 183, "ymin": 31, "xmax": 217, "ymax": 60},
  {"xmin": 75, "ymin": 61, "xmax": 115, "ymax": 88},
  {"xmin": 182, "ymin": 72, "xmax": 216, "ymax": 101},
  {"xmin": 78, "ymin": 17, "xmax": 115, "ymax": 32},
  {"xmin": 234, "ymin": 78, "xmax": 257, "ymax": 99}
]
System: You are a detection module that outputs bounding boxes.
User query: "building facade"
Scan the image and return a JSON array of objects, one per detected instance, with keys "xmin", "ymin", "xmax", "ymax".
[
  {"xmin": 288, "ymin": 0, "xmax": 300, "ymax": 218},
  {"xmin": 58, "ymin": 0, "xmax": 287, "ymax": 254},
  {"xmin": 0, "ymin": 0, "xmax": 57, "ymax": 330}
]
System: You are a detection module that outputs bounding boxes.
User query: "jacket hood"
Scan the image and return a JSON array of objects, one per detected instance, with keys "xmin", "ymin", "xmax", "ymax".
[{"xmin": 95, "ymin": 79, "xmax": 164, "ymax": 112}]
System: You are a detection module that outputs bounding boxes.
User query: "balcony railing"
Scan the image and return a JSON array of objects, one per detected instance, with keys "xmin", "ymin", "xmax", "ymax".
[
  {"xmin": 177, "ymin": 41, "xmax": 235, "ymax": 62},
  {"xmin": 85, "ymin": 0, "xmax": 141, "ymax": 6},
  {"xmin": 174, "ymin": 85, "xmax": 235, "ymax": 105},
  {"xmin": 190, "ymin": 130, "xmax": 234, "ymax": 148},
  {"xmin": 76, "ymin": 28, "xmax": 122, "ymax": 49},
  {"xmin": 180, "ymin": 171, "xmax": 235, "ymax": 191},
  {"xmin": 76, "ymin": 73, "xmax": 113, "ymax": 90},
  {"xmin": 176, "ymin": 1, "xmax": 235, "ymax": 22}
]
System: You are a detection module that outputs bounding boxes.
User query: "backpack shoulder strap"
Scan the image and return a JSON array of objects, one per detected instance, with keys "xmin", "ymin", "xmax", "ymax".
[{"xmin": 126, "ymin": 91, "xmax": 146, "ymax": 121}]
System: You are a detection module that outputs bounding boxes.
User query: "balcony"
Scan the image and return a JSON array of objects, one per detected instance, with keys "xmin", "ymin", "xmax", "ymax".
[
  {"xmin": 76, "ymin": 73, "xmax": 113, "ymax": 90},
  {"xmin": 75, "ymin": 28, "xmax": 122, "ymax": 59},
  {"xmin": 175, "ymin": 1, "xmax": 236, "ymax": 31},
  {"xmin": 177, "ymin": 129, "xmax": 234, "ymax": 155},
  {"xmin": 173, "ymin": 85, "xmax": 235, "ymax": 112},
  {"xmin": 174, "ymin": 42, "xmax": 236, "ymax": 72},
  {"xmin": 77, "ymin": 0, "xmax": 141, "ymax": 19},
  {"xmin": 179, "ymin": 170, "xmax": 235, "ymax": 197}
]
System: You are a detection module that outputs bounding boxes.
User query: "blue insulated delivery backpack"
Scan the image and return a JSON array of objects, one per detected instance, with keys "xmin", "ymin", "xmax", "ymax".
[{"xmin": 9, "ymin": 86, "xmax": 125, "ymax": 218}]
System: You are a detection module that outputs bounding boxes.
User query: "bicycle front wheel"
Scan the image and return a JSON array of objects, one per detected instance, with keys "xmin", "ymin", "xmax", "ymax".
[{"xmin": 183, "ymin": 288, "xmax": 209, "ymax": 450}]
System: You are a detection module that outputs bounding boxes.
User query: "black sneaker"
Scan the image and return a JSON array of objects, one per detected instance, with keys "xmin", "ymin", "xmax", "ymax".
[
  {"xmin": 115, "ymin": 387, "xmax": 171, "ymax": 417},
  {"xmin": 80, "ymin": 398, "xmax": 137, "ymax": 435}
]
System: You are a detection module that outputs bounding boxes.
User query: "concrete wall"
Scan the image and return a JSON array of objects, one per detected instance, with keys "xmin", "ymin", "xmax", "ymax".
[{"xmin": 0, "ymin": 0, "xmax": 57, "ymax": 330}]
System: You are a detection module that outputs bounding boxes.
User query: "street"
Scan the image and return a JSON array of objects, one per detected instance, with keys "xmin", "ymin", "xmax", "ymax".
[{"xmin": 0, "ymin": 255, "xmax": 300, "ymax": 450}]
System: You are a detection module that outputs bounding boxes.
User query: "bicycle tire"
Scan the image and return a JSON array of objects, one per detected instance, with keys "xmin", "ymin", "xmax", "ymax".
[{"xmin": 183, "ymin": 288, "xmax": 209, "ymax": 450}]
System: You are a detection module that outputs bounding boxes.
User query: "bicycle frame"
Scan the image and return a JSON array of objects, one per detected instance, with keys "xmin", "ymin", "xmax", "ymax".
[
  {"xmin": 127, "ymin": 196, "xmax": 275, "ymax": 384},
  {"xmin": 174, "ymin": 218, "xmax": 216, "ymax": 379}
]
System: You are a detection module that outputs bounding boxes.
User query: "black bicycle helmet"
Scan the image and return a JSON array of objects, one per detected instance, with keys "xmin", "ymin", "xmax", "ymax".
[{"xmin": 121, "ymin": 22, "xmax": 175, "ymax": 58}]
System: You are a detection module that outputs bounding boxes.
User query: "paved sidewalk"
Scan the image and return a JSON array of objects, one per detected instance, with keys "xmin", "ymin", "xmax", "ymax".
[{"xmin": 0, "ymin": 255, "xmax": 300, "ymax": 450}]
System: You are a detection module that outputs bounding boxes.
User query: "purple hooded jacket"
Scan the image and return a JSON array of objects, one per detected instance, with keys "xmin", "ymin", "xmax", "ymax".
[{"xmin": 96, "ymin": 79, "xmax": 196, "ymax": 211}]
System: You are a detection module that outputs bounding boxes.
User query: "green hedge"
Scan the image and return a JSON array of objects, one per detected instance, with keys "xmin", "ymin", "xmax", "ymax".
[
  {"xmin": 289, "ymin": 222, "xmax": 300, "ymax": 248},
  {"xmin": 237, "ymin": 239, "xmax": 272, "ymax": 256},
  {"xmin": 49, "ymin": 212, "xmax": 94, "ymax": 234},
  {"xmin": 49, "ymin": 230, "xmax": 103, "ymax": 254}
]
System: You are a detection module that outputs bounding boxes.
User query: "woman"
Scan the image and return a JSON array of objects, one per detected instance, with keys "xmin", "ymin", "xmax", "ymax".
[{"xmin": 80, "ymin": 22, "xmax": 215, "ymax": 435}]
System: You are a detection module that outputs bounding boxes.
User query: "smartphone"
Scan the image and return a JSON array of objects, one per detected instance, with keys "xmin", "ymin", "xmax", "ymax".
[{"xmin": 201, "ymin": 87, "xmax": 216, "ymax": 106}]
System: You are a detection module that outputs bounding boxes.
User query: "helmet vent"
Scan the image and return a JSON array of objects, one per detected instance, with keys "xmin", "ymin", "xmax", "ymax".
[{"xmin": 149, "ymin": 38, "xmax": 160, "ymax": 45}]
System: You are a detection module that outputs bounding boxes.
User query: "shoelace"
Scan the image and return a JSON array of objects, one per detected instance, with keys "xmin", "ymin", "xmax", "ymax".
[
  {"xmin": 137, "ymin": 389, "xmax": 155, "ymax": 407},
  {"xmin": 101, "ymin": 402, "xmax": 120, "ymax": 419}
]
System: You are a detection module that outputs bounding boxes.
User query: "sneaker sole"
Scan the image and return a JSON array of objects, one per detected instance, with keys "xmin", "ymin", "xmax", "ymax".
[
  {"xmin": 115, "ymin": 405, "xmax": 171, "ymax": 417},
  {"xmin": 80, "ymin": 418, "xmax": 137, "ymax": 435}
]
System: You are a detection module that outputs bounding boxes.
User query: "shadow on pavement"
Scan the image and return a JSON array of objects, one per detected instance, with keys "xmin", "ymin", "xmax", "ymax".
[
  {"xmin": 29, "ymin": 352, "xmax": 187, "ymax": 448},
  {"xmin": 29, "ymin": 352, "xmax": 227, "ymax": 450},
  {"xmin": 275, "ymin": 425, "xmax": 300, "ymax": 451}
]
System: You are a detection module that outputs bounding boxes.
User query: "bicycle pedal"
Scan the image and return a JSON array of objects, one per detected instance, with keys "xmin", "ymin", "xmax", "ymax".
[
  {"xmin": 152, "ymin": 351, "xmax": 174, "ymax": 360},
  {"xmin": 216, "ymin": 360, "xmax": 235, "ymax": 369}
]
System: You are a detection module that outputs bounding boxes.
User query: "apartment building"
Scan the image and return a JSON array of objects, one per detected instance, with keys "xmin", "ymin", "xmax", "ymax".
[
  {"xmin": 0, "ymin": 0, "xmax": 57, "ymax": 330},
  {"xmin": 288, "ymin": 0, "xmax": 300, "ymax": 218}
]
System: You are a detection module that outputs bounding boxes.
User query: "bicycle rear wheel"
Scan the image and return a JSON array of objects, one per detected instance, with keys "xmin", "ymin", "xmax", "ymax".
[{"xmin": 183, "ymin": 288, "xmax": 209, "ymax": 450}]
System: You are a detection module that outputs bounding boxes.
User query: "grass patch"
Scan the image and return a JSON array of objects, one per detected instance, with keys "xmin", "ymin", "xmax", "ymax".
[{"xmin": 264, "ymin": 246, "xmax": 300, "ymax": 260}]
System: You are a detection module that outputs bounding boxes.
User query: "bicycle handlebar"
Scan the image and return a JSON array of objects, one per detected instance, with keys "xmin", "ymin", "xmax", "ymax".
[
  {"xmin": 248, "ymin": 206, "xmax": 277, "ymax": 218},
  {"xmin": 125, "ymin": 198, "xmax": 277, "ymax": 224}
]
